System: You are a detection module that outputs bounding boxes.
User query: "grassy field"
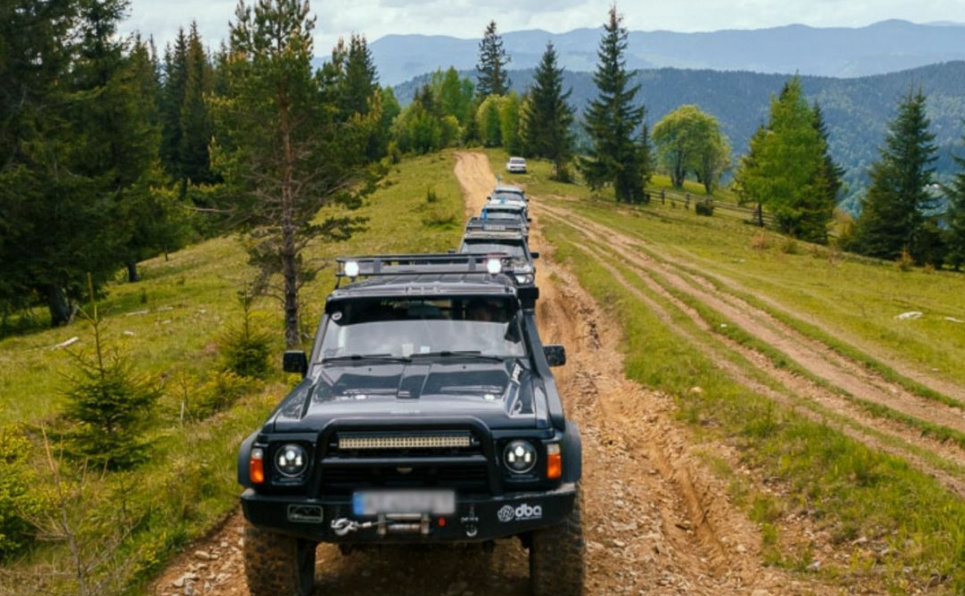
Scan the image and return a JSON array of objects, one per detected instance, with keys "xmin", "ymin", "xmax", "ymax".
[
  {"xmin": 0, "ymin": 151, "xmax": 465, "ymax": 594},
  {"xmin": 8, "ymin": 146, "xmax": 965, "ymax": 594},
  {"xmin": 504, "ymin": 152, "xmax": 965, "ymax": 593}
]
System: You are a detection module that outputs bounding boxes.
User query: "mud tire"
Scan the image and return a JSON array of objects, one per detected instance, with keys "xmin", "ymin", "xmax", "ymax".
[
  {"xmin": 244, "ymin": 522, "xmax": 317, "ymax": 596},
  {"xmin": 529, "ymin": 484, "xmax": 585, "ymax": 596}
]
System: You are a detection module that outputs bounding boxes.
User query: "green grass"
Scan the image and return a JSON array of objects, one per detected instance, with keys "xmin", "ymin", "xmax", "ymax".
[
  {"xmin": 544, "ymin": 217, "xmax": 965, "ymax": 593},
  {"xmin": 527, "ymin": 181, "xmax": 965, "ymax": 394},
  {"xmin": 0, "ymin": 150, "xmax": 465, "ymax": 594}
]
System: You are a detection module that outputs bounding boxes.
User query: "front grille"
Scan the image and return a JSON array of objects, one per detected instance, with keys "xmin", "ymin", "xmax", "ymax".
[{"xmin": 319, "ymin": 464, "xmax": 490, "ymax": 495}]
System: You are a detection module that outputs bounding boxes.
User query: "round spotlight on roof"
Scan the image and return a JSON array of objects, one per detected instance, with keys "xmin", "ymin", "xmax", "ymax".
[
  {"xmin": 486, "ymin": 258, "xmax": 502, "ymax": 275},
  {"xmin": 344, "ymin": 261, "xmax": 360, "ymax": 278}
]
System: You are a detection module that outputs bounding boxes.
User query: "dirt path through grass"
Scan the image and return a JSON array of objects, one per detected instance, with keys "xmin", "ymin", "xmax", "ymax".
[{"xmin": 150, "ymin": 152, "xmax": 843, "ymax": 596}]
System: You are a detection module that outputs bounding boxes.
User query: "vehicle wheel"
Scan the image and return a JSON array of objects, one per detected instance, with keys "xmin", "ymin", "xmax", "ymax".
[
  {"xmin": 244, "ymin": 522, "xmax": 317, "ymax": 596},
  {"xmin": 529, "ymin": 485, "xmax": 585, "ymax": 596}
]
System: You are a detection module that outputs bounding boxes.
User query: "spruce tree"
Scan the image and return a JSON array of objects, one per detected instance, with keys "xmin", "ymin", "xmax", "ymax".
[
  {"xmin": 178, "ymin": 23, "xmax": 216, "ymax": 187},
  {"xmin": 943, "ymin": 133, "xmax": 965, "ymax": 270},
  {"xmin": 475, "ymin": 20, "xmax": 510, "ymax": 99},
  {"xmin": 578, "ymin": 6, "xmax": 649, "ymax": 203},
  {"xmin": 160, "ymin": 29, "xmax": 189, "ymax": 183},
  {"xmin": 520, "ymin": 42, "xmax": 575, "ymax": 181},
  {"xmin": 852, "ymin": 89, "xmax": 938, "ymax": 263}
]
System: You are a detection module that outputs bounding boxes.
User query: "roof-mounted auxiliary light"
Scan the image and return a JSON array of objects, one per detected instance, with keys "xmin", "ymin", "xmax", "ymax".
[
  {"xmin": 344, "ymin": 260, "xmax": 360, "ymax": 278},
  {"xmin": 486, "ymin": 258, "xmax": 502, "ymax": 275}
]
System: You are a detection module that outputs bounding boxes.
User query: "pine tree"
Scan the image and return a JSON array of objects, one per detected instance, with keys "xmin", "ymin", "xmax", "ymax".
[
  {"xmin": 340, "ymin": 34, "xmax": 379, "ymax": 118},
  {"xmin": 813, "ymin": 103, "xmax": 845, "ymax": 208},
  {"xmin": 520, "ymin": 42, "xmax": 575, "ymax": 181},
  {"xmin": 475, "ymin": 20, "xmax": 510, "ymax": 99},
  {"xmin": 215, "ymin": 0, "xmax": 368, "ymax": 346},
  {"xmin": 178, "ymin": 23, "xmax": 216, "ymax": 187},
  {"xmin": 578, "ymin": 6, "xmax": 649, "ymax": 203},
  {"xmin": 1, "ymin": 0, "xmax": 161, "ymax": 323},
  {"xmin": 943, "ymin": 133, "xmax": 965, "ymax": 270},
  {"xmin": 160, "ymin": 29, "xmax": 189, "ymax": 183},
  {"xmin": 852, "ymin": 89, "xmax": 938, "ymax": 263}
]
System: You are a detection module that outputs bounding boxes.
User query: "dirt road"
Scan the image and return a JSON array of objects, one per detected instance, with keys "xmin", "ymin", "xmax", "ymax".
[{"xmin": 151, "ymin": 152, "xmax": 845, "ymax": 596}]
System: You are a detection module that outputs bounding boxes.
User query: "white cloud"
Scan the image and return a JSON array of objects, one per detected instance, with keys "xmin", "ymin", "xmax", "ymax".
[{"xmin": 120, "ymin": 0, "xmax": 965, "ymax": 55}]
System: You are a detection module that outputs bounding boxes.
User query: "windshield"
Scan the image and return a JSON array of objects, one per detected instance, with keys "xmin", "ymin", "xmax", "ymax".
[
  {"xmin": 459, "ymin": 241, "xmax": 526, "ymax": 259},
  {"xmin": 320, "ymin": 297, "xmax": 526, "ymax": 361}
]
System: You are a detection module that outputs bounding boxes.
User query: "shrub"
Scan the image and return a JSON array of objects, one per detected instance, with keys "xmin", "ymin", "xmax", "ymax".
[
  {"xmin": 695, "ymin": 198, "xmax": 715, "ymax": 216},
  {"xmin": 62, "ymin": 293, "xmax": 162, "ymax": 470},
  {"xmin": 750, "ymin": 231, "xmax": 771, "ymax": 251},
  {"xmin": 219, "ymin": 288, "xmax": 273, "ymax": 379},
  {"xmin": 0, "ymin": 424, "xmax": 47, "ymax": 560},
  {"xmin": 780, "ymin": 238, "xmax": 800, "ymax": 254},
  {"xmin": 192, "ymin": 370, "xmax": 254, "ymax": 418},
  {"xmin": 63, "ymin": 353, "xmax": 162, "ymax": 470}
]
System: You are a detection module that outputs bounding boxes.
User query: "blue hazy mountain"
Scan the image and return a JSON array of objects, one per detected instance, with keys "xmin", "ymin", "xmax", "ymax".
[{"xmin": 366, "ymin": 19, "xmax": 965, "ymax": 86}]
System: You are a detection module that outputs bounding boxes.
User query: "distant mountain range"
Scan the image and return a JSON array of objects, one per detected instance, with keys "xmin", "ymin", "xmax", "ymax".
[{"xmin": 367, "ymin": 19, "xmax": 965, "ymax": 86}]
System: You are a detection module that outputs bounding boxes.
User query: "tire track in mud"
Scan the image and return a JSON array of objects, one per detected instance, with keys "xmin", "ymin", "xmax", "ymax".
[
  {"xmin": 537, "ymin": 202, "xmax": 965, "ymax": 499},
  {"xmin": 149, "ymin": 153, "xmax": 839, "ymax": 596},
  {"xmin": 456, "ymin": 153, "xmax": 845, "ymax": 595}
]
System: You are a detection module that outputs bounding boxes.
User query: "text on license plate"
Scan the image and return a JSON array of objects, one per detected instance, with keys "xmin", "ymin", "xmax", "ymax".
[{"xmin": 352, "ymin": 489, "xmax": 456, "ymax": 515}]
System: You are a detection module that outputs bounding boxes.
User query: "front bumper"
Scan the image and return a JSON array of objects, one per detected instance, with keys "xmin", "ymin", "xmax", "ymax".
[{"xmin": 241, "ymin": 484, "xmax": 578, "ymax": 544}]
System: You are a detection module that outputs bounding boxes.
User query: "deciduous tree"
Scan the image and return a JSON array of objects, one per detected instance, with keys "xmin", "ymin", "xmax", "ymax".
[{"xmin": 731, "ymin": 77, "xmax": 834, "ymax": 243}]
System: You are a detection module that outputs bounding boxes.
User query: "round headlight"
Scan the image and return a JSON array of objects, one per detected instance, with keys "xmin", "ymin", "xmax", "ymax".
[
  {"xmin": 503, "ymin": 440, "xmax": 537, "ymax": 474},
  {"xmin": 275, "ymin": 444, "xmax": 308, "ymax": 478}
]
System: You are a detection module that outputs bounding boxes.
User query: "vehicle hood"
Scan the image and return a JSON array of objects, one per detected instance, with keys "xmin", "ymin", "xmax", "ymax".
[{"xmin": 269, "ymin": 359, "xmax": 544, "ymax": 432}]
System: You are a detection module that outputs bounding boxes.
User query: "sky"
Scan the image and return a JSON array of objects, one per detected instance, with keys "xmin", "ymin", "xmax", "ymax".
[{"xmin": 120, "ymin": 0, "xmax": 965, "ymax": 54}]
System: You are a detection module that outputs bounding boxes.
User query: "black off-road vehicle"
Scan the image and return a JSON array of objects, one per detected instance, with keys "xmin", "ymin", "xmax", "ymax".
[
  {"xmin": 238, "ymin": 254, "xmax": 584, "ymax": 596},
  {"xmin": 459, "ymin": 220, "xmax": 537, "ymax": 287}
]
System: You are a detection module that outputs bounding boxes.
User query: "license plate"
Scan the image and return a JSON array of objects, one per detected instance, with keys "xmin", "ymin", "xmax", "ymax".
[{"xmin": 352, "ymin": 489, "xmax": 456, "ymax": 515}]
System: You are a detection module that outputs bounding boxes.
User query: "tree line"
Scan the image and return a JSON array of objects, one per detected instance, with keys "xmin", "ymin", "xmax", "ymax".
[{"xmin": 4, "ymin": 0, "xmax": 965, "ymax": 341}]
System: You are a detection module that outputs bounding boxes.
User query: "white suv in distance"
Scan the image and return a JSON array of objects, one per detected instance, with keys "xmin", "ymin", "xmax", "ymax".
[{"xmin": 506, "ymin": 156, "xmax": 527, "ymax": 173}]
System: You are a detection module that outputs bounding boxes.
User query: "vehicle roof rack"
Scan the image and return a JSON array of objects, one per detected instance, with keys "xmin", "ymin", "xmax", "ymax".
[
  {"xmin": 333, "ymin": 253, "xmax": 540, "ymax": 307},
  {"xmin": 335, "ymin": 254, "xmax": 513, "ymax": 285}
]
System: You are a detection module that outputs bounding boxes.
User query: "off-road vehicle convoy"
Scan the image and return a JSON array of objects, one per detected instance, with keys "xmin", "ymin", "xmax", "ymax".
[{"xmin": 238, "ymin": 253, "xmax": 585, "ymax": 596}]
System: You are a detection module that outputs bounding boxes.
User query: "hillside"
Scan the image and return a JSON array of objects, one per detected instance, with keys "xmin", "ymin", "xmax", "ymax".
[
  {"xmin": 369, "ymin": 20, "xmax": 965, "ymax": 86},
  {"xmin": 145, "ymin": 152, "xmax": 965, "ymax": 596},
  {"xmin": 395, "ymin": 62, "xmax": 965, "ymax": 209}
]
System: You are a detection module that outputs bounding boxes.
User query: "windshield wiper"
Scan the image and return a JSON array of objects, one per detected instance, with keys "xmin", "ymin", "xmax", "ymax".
[
  {"xmin": 411, "ymin": 350, "xmax": 507, "ymax": 362},
  {"xmin": 321, "ymin": 354, "xmax": 412, "ymax": 364}
]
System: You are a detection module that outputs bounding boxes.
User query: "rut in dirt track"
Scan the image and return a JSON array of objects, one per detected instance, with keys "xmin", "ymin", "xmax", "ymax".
[{"xmin": 538, "ymin": 201, "xmax": 965, "ymax": 500}]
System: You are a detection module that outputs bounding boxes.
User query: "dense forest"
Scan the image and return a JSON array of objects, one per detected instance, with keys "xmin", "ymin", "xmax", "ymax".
[{"xmin": 397, "ymin": 61, "xmax": 965, "ymax": 210}]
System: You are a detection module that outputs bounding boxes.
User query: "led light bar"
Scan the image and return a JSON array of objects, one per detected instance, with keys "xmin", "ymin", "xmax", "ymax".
[{"xmin": 338, "ymin": 433, "xmax": 472, "ymax": 450}]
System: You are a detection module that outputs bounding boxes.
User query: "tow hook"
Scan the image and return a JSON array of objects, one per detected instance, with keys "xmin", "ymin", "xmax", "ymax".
[
  {"xmin": 331, "ymin": 518, "xmax": 375, "ymax": 536},
  {"xmin": 331, "ymin": 514, "xmax": 432, "ymax": 537},
  {"xmin": 461, "ymin": 506, "xmax": 479, "ymax": 538}
]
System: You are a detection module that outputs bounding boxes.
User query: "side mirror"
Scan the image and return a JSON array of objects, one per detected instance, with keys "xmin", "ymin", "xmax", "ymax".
[
  {"xmin": 543, "ymin": 345, "xmax": 566, "ymax": 367},
  {"xmin": 530, "ymin": 251, "xmax": 540, "ymax": 259},
  {"xmin": 283, "ymin": 350, "xmax": 308, "ymax": 376}
]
